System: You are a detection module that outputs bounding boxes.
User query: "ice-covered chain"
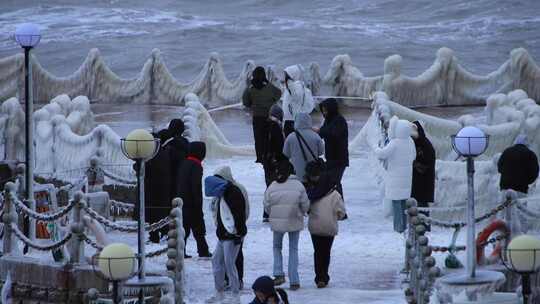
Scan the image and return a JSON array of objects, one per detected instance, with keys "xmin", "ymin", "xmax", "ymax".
[
  {"xmin": 110, "ymin": 200, "xmax": 135, "ymax": 211},
  {"xmin": 11, "ymin": 223, "xmax": 72, "ymax": 251},
  {"xmin": 430, "ymin": 234, "xmax": 507, "ymax": 253},
  {"xmin": 102, "ymin": 169, "xmax": 136, "ymax": 185},
  {"xmin": 84, "ymin": 204, "xmax": 172, "ymax": 233},
  {"xmin": 146, "ymin": 246, "xmax": 168, "ymax": 258},
  {"xmin": 83, "ymin": 234, "xmax": 104, "ymax": 250},
  {"xmin": 516, "ymin": 203, "xmax": 540, "ymax": 218},
  {"xmin": 11, "ymin": 197, "xmax": 75, "ymax": 222}
]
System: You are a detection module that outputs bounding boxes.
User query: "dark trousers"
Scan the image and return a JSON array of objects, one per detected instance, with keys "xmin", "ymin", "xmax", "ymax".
[
  {"xmin": 311, "ymin": 234, "xmax": 335, "ymax": 284},
  {"xmin": 149, "ymin": 226, "xmax": 169, "ymax": 244},
  {"xmin": 262, "ymin": 160, "xmax": 279, "ymax": 219},
  {"xmin": 327, "ymin": 165, "xmax": 346, "ymax": 199},
  {"xmin": 253, "ymin": 117, "xmax": 270, "ymax": 163},
  {"xmin": 283, "ymin": 120, "xmax": 295, "ymax": 138},
  {"xmin": 183, "ymin": 220, "xmax": 210, "ymax": 256}
]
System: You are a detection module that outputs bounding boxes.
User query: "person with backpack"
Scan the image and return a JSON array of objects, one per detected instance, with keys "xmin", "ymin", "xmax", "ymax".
[
  {"xmin": 283, "ymin": 113, "xmax": 324, "ymax": 183},
  {"xmin": 317, "ymin": 98, "xmax": 349, "ymax": 198},
  {"xmin": 250, "ymin": 276, "xmax": 290, "ymax": 304},
  {"xmin": 281, "ymin": 65, "xmax": 315, "ymax": 137},
  {"xmin": 176, "ymin": 142, "xmax": 212, "ymax": 258},
  {"xmin": 264, "ymin": 160, "xmax": 310, "ymax": 290},
  {"xmin": 243, "ymin": 66, "xmax": 282, "ymax": 164},
  {"xmin": 304, "ymin": 163, "xmax": 347, "ymax": 288},
  {"xmin": 204, "ymin": 174, "xmax": 248, "ymax": 303},
  {"xmin": 213, "ymin": 166, "xmax": 250, "ymax": 290}
]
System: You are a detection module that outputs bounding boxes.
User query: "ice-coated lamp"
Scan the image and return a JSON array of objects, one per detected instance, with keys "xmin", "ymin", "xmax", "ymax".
[
  {"xmin": 502, "ymin": 235, "xmax": 540, "ymax": 304},
  {"xmin": 98, "ymin": 243, "xmax": 137, "ymax": 281},
  {"xmin": 451, "ymin": 126, "xmax": 489, "ymax": 157},
  {"xmin": 15, "ymin": 23, "xmax": 41, "ymax": 48},
  {"xmin": 120, "ymin": 129, "xmax": 159, "ymax": 160}
]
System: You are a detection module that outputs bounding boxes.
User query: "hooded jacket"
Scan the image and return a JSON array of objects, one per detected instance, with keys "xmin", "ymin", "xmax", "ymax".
[
  {"xmin": 243, "ymin": 82, "xmax": 282, "ymax": 118},
  {"xmin": 213, "ymin": 166, "xmax": 250, "ymax": 220},
  {"xmin": 375, "ymin": 117, "xmax": 416, "ymax": 200},
  {"xmin": 264, "ymin": 175, "xmax": 310, "ymax": 233},
  {"xmin": 205, "ymin": 175, "xmax": 247, "ymax": 240},
  {"xmin": 176, "ymin": 142, "xmax": 206, "ymax": 213},
  {"xmin": 265, "ymin": 105, "xmax": 286, "ymax": 163},
  {"xmin": 319, "ymin": 98, "xmax": 349, "ymax": 168},
  {"xmin": 308, "ymin": 190, "xmax": 347, "ymax": 237},
  {"xmin": 498, "ymin": 138, "xmax": 539, "ymax": 194},
  {"xmin": 411, "ymin": 121, "xmax": 436, "ymax": 205},
  {"xmin": 283, "ymin": 113, "xmax": 325, "ymax": 181},
  {"xmin": 166, "ymin": 119, "xmax": 190, "ymax": 200},
  {"xmin": 282, "ymin": 65, "xmax": 315, "ymax": 122}
]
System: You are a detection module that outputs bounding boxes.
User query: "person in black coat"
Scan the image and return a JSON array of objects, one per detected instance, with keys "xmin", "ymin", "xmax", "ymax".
[
  {"xmin": 411, "ymin": 121, "xmax": 436, "ymax": 206},
  {"xmin": 167, "ymin": 119, "xmax": 189, "ymax": 198},
  {"xmin": 498, "ymin": 135, "xmax": 539, "ymax": 194},
  {"xmin": 176, "ymin": 141, "xmax": 211, "ymax": 258},
  {"xmin": 318, "ymin": 98, "xmax": 349, "ymax": 197}
]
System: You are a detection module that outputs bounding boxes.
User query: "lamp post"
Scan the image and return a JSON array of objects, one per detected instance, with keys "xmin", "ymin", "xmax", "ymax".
[
  {"xmin": 120, "ymin": 129, "xmax": 159, "ymax": 304},
  {"xmin": 95, "ymin": 243, "xmax": 138, "ymax": 304},
  {"xmin": 15, "ymin": 23, "xmax": 41, "ymax": 246},
  {"xmin": 502, "ymin": 235, "xmax": 540, "ymax": 304},
  {"xmin": 451, "ymin": 126, "xmax": 489, "ymax": 278}
]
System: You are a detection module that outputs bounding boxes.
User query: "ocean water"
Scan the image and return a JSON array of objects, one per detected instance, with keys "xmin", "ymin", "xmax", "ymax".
[{"xmin": 0, "ymin": 0, "xmax": 539, "ymax": 81}]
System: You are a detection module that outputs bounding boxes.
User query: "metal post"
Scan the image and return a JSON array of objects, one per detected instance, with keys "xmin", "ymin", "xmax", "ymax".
[
  {"xmin": 522, "ymin": 274, "xmax": 531, "ymax": 304},
  {"xmin": 135, "ymin": 159, "xmax": 146, "ymax": 304},
  {"xmin": 112, "ymin": 281, "xmax": 123, "ymax": 304},
  {"xmin": 466, "ymin": 157, "xmax": 476, "ymax": 278},
  {"xmin": 24, "ymin": 47, "xmax": 36, "ymax": 245}
]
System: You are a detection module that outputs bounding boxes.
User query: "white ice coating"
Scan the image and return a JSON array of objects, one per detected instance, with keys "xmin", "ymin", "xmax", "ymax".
[{"xmin": 1, "ymin": 47, "xmax": 540, "ymax": 108}]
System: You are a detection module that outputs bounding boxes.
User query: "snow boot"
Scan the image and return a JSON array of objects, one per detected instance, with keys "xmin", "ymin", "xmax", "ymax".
[
  {"xmin": 205, "ymin": 291, "xmax": 225, "ymax": 303},
  {"xmin": 316, "ymin": 281, "xmax": 327, "ymax": 289},
  {"xmin": 273, "ymin": 276, "xmax": 285, "ymax": 286},
  {"xmin": 290, "ymin": 284, "xmax": 300, "ymax": 291}
]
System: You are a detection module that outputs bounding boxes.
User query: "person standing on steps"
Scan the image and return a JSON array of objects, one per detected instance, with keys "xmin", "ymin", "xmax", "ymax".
[
  {"xmin": 281, "ymin": 64, "xmax": 315, "ymax": 137},
  {"xmin": 262, "ymin": 104, "xmax": 287, "ymax": 222},
  {"xmin": 316, "ymin": 98, "xmax": 349, "ymax": 198},
  {"xmin": 204, "ymin": 174, "xmax": 247, "ymax": 304},
  {"xmin": 243, "ymin": 66, "xmax": 282, "ymax": 164},
  {"xmin": 264, "ymin": 160, "xmax": 310, "ymax": 291},
  {"xmin": 176, "ymin": 141, "xmax": 211, "ymax": 259},
  {"xmin": 410, "ymin": 121, "xmax": 436, "ymax": 231}
]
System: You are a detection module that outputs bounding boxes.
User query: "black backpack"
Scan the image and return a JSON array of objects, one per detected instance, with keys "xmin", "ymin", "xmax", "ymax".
[{"xmin": 294, "ymin": 131, "xmax": 326, "ymax": 176}]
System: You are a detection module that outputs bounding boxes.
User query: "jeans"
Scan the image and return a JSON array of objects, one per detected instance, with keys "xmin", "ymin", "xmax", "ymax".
[
  {"xmin": 273, "ymin": 231, "xmax": 300, "ymax": 285},
  {"xmin": 392, "ymin": 200, "xmax": 407, "ymax": 233},
  {"xmin": 212, "ymin": 240, "xmax": 241, "ymax": 293},
  {"xmin": 311, "ymin": 234, "xmax": 335, "ymax": 284}
]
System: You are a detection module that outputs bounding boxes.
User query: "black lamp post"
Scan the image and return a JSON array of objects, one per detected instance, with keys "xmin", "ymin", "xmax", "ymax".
[{"xmin": 502, "ymin": 235, "xmax": 540, "ymax": 304}]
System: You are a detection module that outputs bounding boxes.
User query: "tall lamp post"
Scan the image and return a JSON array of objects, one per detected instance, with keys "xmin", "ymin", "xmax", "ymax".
[
  {"xmin": 502, "ymin": 235, "xmax": 540, "ymax": 304},
  {"xmin": 15, "ymin": 23, "xmax": 41, "ymax": 245},
  {"xmin": 120, "ymin": 129, "xmax": 159, "ymax": 304}
]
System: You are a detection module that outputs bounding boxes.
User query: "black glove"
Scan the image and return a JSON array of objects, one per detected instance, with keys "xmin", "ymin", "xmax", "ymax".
[{"xmin": 233, "ymin": 237, "xmax": 242, "ymax": 245}]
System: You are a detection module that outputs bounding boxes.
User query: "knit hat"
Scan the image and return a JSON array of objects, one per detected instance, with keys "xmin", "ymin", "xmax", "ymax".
[
  {"xmin": 269, "ymin": 104, "xmax": 283, "ymax": 122},
  {"xmin": 252, "ymin": 276, "xmax": 275, "ymax": 296},
  {"xmin": 168, "ymin": 119, "xmax": 185, "ymax": 137}
]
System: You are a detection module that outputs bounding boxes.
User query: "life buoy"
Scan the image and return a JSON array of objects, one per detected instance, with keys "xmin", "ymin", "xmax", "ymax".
[{"xmin": 476, "ymin": 220, "xmax": 509, "ymax": 265}]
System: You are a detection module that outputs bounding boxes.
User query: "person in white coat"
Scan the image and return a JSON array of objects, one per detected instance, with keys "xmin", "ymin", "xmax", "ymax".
[
  {"xmin": 282, "ymin": 65, "xmax": 315, "ymax": 137},
  {"xmin": 264, "ymin": 160, "xmax": 310, "ymax": 290},
  {"xmin": 375, "ymin": 116, "xmax": 416, "ymax": 233}
]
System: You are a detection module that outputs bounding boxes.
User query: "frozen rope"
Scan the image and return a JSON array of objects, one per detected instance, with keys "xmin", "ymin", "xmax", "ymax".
[
  {"xmin": 83, "ymin": 204, "xmax": 172, "ymax": 233},
  {"xmin": 102, "ymin": 168, "xmax": 136, "ymax": 185},
  {"xmin": 11, "ymin": 223, "xmax": 72, "ymax": 251},
  {"xmin": 35, "ymin": 167, "xmax": 90, "ymax": 176},
  {"xmin": 12, "ymin": 198, "xmax": 76, "ymax": 221},
  {"xmin": 110, "ymin": 200, "xmax": 135, "ymax": 210},
  {"xmin": 516, "ymin": 203, "xmax": 540, "ymax": 218}
]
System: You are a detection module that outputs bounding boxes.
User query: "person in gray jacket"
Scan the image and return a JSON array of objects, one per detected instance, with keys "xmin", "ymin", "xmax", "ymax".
[
  {"xmin": 264, "ymin": 160, "xmax": 310, "ymax": 290},
  {"xmin": 283, "ymin": 113, "xmax": 325, "ymax": 182}
]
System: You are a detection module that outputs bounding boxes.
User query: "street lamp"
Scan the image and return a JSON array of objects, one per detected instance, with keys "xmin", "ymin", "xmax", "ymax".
[
  {"xmin": 120, "ymin": 129, "xmax": 159, "ymax": 304},
  {"xmin": 95, "ymin": 243, "xmax": 138, "ymax": 304},
  {"xmin": 502, "ymin": 235, "xmax": 540, "ymax": 304},
  {"xmin": 451, "ymin": 126, "xmax": 489, "ymax": 278},
  {"xmin": 15, "ymin": 23, "xmax": 41, "ymax": 247}
]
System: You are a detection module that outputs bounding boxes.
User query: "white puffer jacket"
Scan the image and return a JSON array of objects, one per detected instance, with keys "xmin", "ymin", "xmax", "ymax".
[
  {"xmin": 308, "ymin": 190, "xmax": 347, "ymax": 237},
  {"xmin": 264, "ymin": 175, "xmax": 310, "ymax": 233},
  {"xmin": 282, "ymin": 65, "xmax": 315, "ymax": 122},
  {"xmin": 375, "ymin": 116, "xmax": 416, "ymax": 200}
]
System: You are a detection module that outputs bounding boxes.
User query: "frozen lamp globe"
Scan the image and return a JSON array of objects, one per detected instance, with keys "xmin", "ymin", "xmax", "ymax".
[
  {"xmin": 98, "ymin": 243, "xmax": 136, "ymax": 281},
  {"xmin": 121, "ymin": 129, "xmax": 157, "ymax": 160},
  {"xmin": 452, "ymin": 126, "xmax": 489, "ymax": 157},
  {"xmin": 505, "ymin": 235, "xmax": 540, "ymax": 273},
  {"xmin": 15, "ymin": 23, "xmax": 41, "ymax": 48}
]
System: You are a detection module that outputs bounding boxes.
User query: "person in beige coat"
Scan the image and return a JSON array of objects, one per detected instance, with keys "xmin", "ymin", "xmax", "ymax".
[{"xmin": 264, "ymin": 160, "xmax": 310, "ymax": 290}]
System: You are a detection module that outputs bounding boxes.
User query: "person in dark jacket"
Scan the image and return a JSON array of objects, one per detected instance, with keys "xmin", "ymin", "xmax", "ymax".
[
  {"xmin": 243, "ymin": 66, "xmax": 282, "ymax": 164},
  {"xmin": 176, "ymin": 142, "xmax": 211, "ymax": 258},
  {"xmin": 317, "ymin": 98, "xmax": 349, "ymax": 197},
  {"xmin": 204, "ymin": 175, "xmax": 247, "ymax": 302},
  {"xmin": 250, "ymin": 276, "xmax": 290, "ymax": 304},
  {"xmin": 167, "ymin": 119, "xmax": 189, "ymax": 198},
  {"xmin": 498, "ymin": 135, "xmax": 539, "ymax": 194},
  {"xmin": 145, "ymin": 129, "xmax": 173, "ymax": 243},
  {"xmin": 410, "ymin": 121, "xmax": 436, "ymax": 207}
]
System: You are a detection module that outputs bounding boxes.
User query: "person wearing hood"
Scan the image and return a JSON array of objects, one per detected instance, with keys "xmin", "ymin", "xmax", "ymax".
[
  {"xmin": 498, "ymin": 134, "xmax": 539, "ymax": 194},
  {"xmin": 176, "ymin": 142, "xmax": 211, "ymax": 258},
  {"xmin": 264, "ymin": 160, "xmax": 310, "ymax": 290},
  {"xmin": 167, "ymin": 118, "xmax": 189, "ymax": 196},
  {"xmin": 250, "ymin": 276, "xmax": 290, "ymax": 304},
  {"xmin": 375, "ymin": 117, "xmax": 416, "ymax": 233},
  {"xmin": 282, "ymin": 65, "xmax": 315, "ymax": 137},
  {"xmin": 204, "ymin": 174, "xmax": 247, "ymax": 303},
  {"xmin": 283, "ymin": 113, "xmax": 325, "ymax": 183},
  {"xmin": 317, "ymin": 98, "xmax": 349, "ymax": 198},
  {"xmin": 213, "ymin": 166, "xmax": 250, "ymax": 290},
  {"xmin": 243, "ymin": 67, "xmax": 282, "ymax": 164},
  {"xmin": 144, "ymin": 128, "xmax": 173, "ymax": 243}
]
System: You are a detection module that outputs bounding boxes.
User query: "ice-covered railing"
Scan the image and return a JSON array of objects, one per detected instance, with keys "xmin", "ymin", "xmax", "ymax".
[
  {"xmin": 325, "ymin": 47, "xmax": 540, "ymax": 107},
  {"xmin": 1, "ymin": 183, "xmax": 185, "ymax": 303}
]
